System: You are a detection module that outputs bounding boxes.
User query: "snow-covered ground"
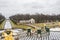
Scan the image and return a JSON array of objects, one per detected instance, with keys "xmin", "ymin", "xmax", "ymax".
[
  {"xmin": 1, "ymin": 29, "xmax": 60, "ymax": 40},
  {"xmin": 0, "ymin": 20, "xmax": 60, "ymax": 40},
  {"xmin": 50, "ymin": 27, "xmax": 60, "ymax": 31}
]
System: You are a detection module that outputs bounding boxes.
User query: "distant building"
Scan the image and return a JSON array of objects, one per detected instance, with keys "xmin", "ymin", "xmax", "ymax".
[
  {"xmin": 30, "ymin": 18, "xmax": 35, "ymax": 24},
  {"xmin": 19, "ymin": 18, "xmax": 35, "ymax": 24}
]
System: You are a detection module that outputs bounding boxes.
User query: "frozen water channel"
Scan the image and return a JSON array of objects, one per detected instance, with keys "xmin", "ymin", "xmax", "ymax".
[
  {"xmin": 4, "ymin": 20, "xmax": 12, "ymax": 29},
  {"xmin": 0, "ymin": 20, "xmax": 60, "ymax": 40}
]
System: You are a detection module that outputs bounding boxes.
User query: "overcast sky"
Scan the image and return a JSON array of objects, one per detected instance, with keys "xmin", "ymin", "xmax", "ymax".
[{"xmin": 0, "ymin": 0, "xmax": 60, "ymax": 18}]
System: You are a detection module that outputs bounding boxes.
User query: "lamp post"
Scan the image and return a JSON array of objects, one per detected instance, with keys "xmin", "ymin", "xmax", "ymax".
[
  {"xmin": 27, "ymin": 28, "xmax": 31, "ymax": 36},
  {"xmin": 45, "ymin": 26, "xmax": 50, "ymax": 40},
  {"xmin": 37, "ymin": 29, "xmax": 42, "ymax": 40}
]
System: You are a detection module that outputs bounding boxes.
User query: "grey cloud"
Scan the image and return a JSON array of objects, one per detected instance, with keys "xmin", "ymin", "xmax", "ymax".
[{"xmin": 0, "ymin": 0, "xmax": 60, "ymax": 18}]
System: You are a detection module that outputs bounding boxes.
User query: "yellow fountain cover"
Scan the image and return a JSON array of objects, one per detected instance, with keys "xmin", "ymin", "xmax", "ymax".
[{"xmin": 2, "ymin": 30, "xmax": 14, "ymax": 40}]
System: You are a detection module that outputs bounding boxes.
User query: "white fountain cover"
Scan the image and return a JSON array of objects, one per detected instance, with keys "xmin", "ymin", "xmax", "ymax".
[
  {"xmin": 4, "ymin": 20, "xmax": 12, "ymax": 29},
  {"xmin": 50, "ymin": 27, "xmax": 60, "ymax": 31}
]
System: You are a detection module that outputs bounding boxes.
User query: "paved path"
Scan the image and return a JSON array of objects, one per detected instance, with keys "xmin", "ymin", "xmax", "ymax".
[
  {"xmin": 18, "ymin": 31, "xmax": 60, "ymax": 40},
  {"xmin": 26, "ymin": 24, "xmax": 38, "ymax": 29}
]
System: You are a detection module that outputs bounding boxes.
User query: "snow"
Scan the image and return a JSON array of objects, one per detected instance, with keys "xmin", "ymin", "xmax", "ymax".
[
  {"xmin": 0, "ymin": 28, "xmax": 60, "ymax": 40},
  {"xmin": 4, "ymin": 20, "xmax": 12, "ymax": 29},
  {"xmin": 0, "ymin": 20, "xmax": 60, "ymax": 40},
  {"xmin": 50, "ymin": 27, "xmax": 60, "ymax": 31}
]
